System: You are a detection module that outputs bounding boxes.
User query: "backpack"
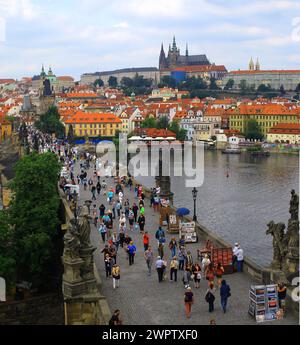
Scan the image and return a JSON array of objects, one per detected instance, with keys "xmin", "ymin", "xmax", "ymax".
[{"xmin": 205, "ymin": 291, "xmax": 215, "ymax": 303}]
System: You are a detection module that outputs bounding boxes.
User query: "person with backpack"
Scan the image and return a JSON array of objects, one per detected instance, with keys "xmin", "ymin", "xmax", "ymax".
[
  {"xmin": 205, "ymin": 283, "xmax": 216, "ymax": 313},
  {"xmin": 220, "ymin": 279, "xmax": 231, "ymax": 313},
  {"xmin": 184, "ymin": 287, "xmax": 194, "ymax": 318},
  {"xmin": 155, "ymin": 226, "xmax": 165, "ymax": 245},
  {"xmin": 108, "ymin": 309, "xmax": 122, "ymax": 326}
]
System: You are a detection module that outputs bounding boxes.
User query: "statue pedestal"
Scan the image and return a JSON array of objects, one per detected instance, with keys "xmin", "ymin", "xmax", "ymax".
[{"xmin": 63, "ymin": 257, "xmax": 84, "ymax": 285}]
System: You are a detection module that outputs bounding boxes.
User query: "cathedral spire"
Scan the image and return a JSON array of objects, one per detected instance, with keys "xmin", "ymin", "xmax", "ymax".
[
  {"xmin": 255, "ymin": 58, "xmax": 260, "ymax": 70},
  {"xmin": 172, "ymin": 35, "xmax": 177, "ymax": 51},
  {"xmin": 185, "ymin": 43, "xmax": 188, "ymax": 57},
  {"xmin": 249, "ymin": 57, "xmax": 254, "ymax": 70}
]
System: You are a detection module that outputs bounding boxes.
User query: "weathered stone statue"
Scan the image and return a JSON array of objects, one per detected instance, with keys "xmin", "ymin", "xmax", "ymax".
[
  {"xmin": 63, "ymin": 218, "xmax": 81, "ymax": 259},
  {"xmin": 289, "ymin": 189, "xmax": 299, "ymax": 221},
  {"xmin": 267, "ymin": 190, "xmax": 299, "ymax": 281},
  {"xmin": 266, "ymin": 221, "xmax": 287, "ymax": 270},
  {"xmin": 78, "ymin": 205, "xmax": 92, "ymax": 248}
]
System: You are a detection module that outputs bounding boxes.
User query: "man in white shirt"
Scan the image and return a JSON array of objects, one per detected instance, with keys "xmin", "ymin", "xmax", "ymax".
[
  {"xmin": 232, "ymin": 243, "xmax": 239, "ymax": 272},
  {"xmin": 236, "ymin": 245, "xmax": 244, "ymax": 272},
  {"xmin": 155, "ymin": 256, "xmax": 164, "ymax": 282}
]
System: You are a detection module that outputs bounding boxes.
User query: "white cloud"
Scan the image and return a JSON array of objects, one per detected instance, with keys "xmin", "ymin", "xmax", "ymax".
[
  {"xmin": 0, "ymin": 0, "xmax": 39, "ymax": 20},
  {"xmin": 203, "ymin": 23, "xmax": 271, "ymax": 37},
  {"xmin": 113, "ymin": 22, "xmax": 129, "ymax": 29}
]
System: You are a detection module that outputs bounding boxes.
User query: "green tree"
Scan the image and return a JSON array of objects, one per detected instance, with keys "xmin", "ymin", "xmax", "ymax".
[
  {"xmin": 35, "ymin": 106, "xmax": 65, "ymax": 138},
  {"xmin": 0, "ymin": 210, "xmax": 16, "ymax": 289},
  {"xmin": 67, "ymin": 124, "xmax": 74, "ymax": 145},
  {"xmin": 168, "ymin": 120, "xmax": 187, "ymax": 140},
  {"xmin": 121, "ymin": 77, "xmax": 134, "ymax": 88},
  {"xmin": 257, "ymin": 84, "xmax": 272, "ymax": 92},
  {"xmin": 93, "ymin": 78, "xmax": 104, "ymax": 87},
  {"xmin": 209, "ymin": 77, "xmax": 220, "ymax": 90},
  {"xmin": 108, "ymin": 76, "xmax": 118, "ymax": 88},
  {"xmin": 239, "ymin": 80, "xmax": 247, "ymax": 90},
  {"xmin": 244, "ymin": 119, "xmax": 264, "ymax": 140},
  {"xmin": 224, "ymin": 79, "xmax": 234, "ymax": 90},
  {"xmin": 9, "ymin": 152, "xmax": 62, "ymax": 289},
  {"xmin": 156, "ymin": 116, "xmax": 169, "ymax": 129},
  {"xmin": 141, "ymin": 117, "xmax": 157, "ymax": 128},
  {"xmin": 160, "ymin": 76, "xmax": 176, "ymax": 89}
]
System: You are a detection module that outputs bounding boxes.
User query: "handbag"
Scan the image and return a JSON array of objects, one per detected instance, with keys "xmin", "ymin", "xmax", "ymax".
[{"xmin": 190, "ymin": 274, "xmax": 195, "ymax": 280}]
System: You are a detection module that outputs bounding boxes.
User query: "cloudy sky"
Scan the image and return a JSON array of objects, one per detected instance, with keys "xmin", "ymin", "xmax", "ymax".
[{"xmin": 1, "ymin": 0, "xmax": 300, "ymax": 80}]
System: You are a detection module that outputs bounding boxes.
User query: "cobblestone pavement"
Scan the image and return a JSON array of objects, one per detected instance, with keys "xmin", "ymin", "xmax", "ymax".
[{"xmin": 75, "ymin": 159, "xmax": 298, "ymax": 325}]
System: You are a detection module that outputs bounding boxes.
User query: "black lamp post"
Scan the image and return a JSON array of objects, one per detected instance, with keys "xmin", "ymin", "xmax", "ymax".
[{"xmin": 192, "ymin": 187, "xmax": 198, "ymax": 222}]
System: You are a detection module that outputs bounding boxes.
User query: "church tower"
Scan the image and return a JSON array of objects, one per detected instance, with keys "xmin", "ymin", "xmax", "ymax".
[
  {"xmin": 255, "ymin": 58, "xmax": 260, "ymax": 70},
  {"xmin": 249, "ymin": 57, "xmax": 254, "ymax": 70},
  {"xmin": 159, "ymin": 43, "xmax": 167, "ymax": 70}
]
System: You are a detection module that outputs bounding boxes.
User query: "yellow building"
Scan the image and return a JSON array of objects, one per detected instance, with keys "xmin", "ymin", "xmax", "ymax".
[
  {"xmin": 64, "ymin": 111, "xmax": 122, "ymax": 137},
  {"xmin": 267, "ymin": 123, "xmax": 300, "ymax": 144},
  {"xmin": 0, "ymin": 118, "xmax": 12, "ymax": 142},
  {"xmin": 227, "ymin": 104, "xmax": 299, "ymax": 137}
]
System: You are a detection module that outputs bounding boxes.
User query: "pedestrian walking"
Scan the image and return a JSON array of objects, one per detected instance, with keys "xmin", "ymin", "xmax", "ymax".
[
  {"xmin": 170, "ymin": 256, "xmax": 178, "ymax": 282},
  {"xmin": 99, "ymin": 204, "xmax": 106, "ymax": 218},
  {"xmin": 182, "ymin": 266, "xmax": 191, "ymax": 288},
  {"xmin": 144, "ymin": 246, "xmax": 154, "ymax": 276},
  {"xmin": 232, "ymin": 242, "xmax": 239, "ymax": 272},
  {"xmin": 169, "ymin": 238, "xmax": 178, "ymax": 258},
  {"xmin": 137, "ymin": 214, "xmax": 145, "ymax": 233},
  {"xmin": 108, "ymin": 309, "xmax": 122, "ymax": 326},
  {"xmin": 184, "ymin": 287, "xmax": 194, "ymax": 318},
  {"xmin": 201, "ymin": 254, "xmax": 211, "ymax": 274},
  {"xmin": 158, "ymin": 242, "xmax": 164, "ymax": 259},
  {"xmin": 132, "ymin": 203, "xmax": 138, "ymax": 223},
  {"xmin": 205, "ymin": 263, "xmax": 215, "ymax": 286},
  {"xmin": 192, "ymin": 263, "xmax": 202, "ymax": 289},
  {"xmin": 109, "ymin": 242, "xmax": 117, "ymax": 265},
  {"xmin": 220, "ymin": 279, "xmax": 231, "ymax": 313},
  {"xmin": 128, "ymin": 208, "xmax": 134, "ymax": 231},
  {"xmin": 236, "ymin": 244, "xmax": 244, "ymax": 272},
  {"xmin": 91, "ymin": 185, "xmax": 96, "ymax": 200},
  {"xmin": 98, "ymin": 222, "xmax": 107, "ymax": 243},
  {"xmin": 104, "ymin": 254, "xmax": 112, "ymax": 278},
  {"xmin": 116, "ymin": 200, "xmax": 122, "ymax": 218},
  {"xmin": 278, "ymin": 282, "xmax": 287, "ymax": 310},
  {"xmin": 143, "ymin": 231, "xmax": 150, "ymax": 251},
  {"xmin": 127, "ymin": 241, "xmax": 136, "ymax": 266},
  {"xmin": 178, "ymin": 247, "xmax": 185, "ymax": 271},
  {"xmin": 205, "ymin": 283, "xmax": 216, "ymax": 313},
  {"xmin": 155, "ymin": 256, "xmax": 165, "ymax": 282},
  {"xmin": 216, "ymin": 262, "xmax": 225, "ymax": 288},
  {"xmin": 112, "ymin": 264, "xmax": 121, "ymax": 289}
]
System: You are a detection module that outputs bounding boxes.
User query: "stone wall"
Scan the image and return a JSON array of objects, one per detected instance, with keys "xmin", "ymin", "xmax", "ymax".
[{"xmin": 0, "ymin": 293, "xmax": 64, "ymax": 325}]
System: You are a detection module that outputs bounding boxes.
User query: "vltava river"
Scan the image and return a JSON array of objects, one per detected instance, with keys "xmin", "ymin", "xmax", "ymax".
[{"xmin": 137, "ymin": 151, "xmax": 299, "ymax": 267}]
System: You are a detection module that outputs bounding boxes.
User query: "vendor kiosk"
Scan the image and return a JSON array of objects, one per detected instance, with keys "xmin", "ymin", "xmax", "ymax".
[{"xmin": 179, "ymin": 221, "xmax": 198, "ymax": 243}]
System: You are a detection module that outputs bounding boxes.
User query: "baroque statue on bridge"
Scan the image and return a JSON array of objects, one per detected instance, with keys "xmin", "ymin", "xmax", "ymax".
[{"xmin": 267, "ymin": 190, "xmax": 299, "ymax": 279}]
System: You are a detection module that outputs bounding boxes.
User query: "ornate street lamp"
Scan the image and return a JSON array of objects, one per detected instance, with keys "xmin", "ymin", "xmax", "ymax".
[{"xmin": 192, "ymin": 187, "xmax": 198, "ymax": 222}]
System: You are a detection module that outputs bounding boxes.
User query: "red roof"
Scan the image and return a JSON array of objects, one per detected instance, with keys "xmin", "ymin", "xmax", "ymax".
[
  {"xmin": 135, "ymin": 128, "xmax": 176, "ymax": 138},
  {"xmin": 65, "ymin": 111, "xmax": 121, "ymax": 124},
  {"xmin": 268, "ymin": 123, "xmax": 300, "ymax": 134}
]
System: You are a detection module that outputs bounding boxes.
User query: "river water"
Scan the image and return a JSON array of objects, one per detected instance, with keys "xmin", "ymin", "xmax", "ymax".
[{"xmin": 137, "ymin": 151, "xmax": 299, "ymax": 267}]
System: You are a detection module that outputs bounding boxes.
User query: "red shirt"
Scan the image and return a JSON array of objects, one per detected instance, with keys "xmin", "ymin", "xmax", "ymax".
[{"xmin": 143, "ymin": 234, "xmax": 149, "ymax": 244}]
